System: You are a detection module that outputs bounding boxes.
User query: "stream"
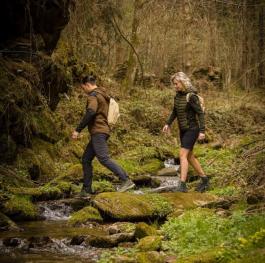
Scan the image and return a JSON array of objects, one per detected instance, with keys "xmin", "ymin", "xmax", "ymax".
[{"xmin": 0, "ymin": 163, "xmax": 182, "ymax": 263}]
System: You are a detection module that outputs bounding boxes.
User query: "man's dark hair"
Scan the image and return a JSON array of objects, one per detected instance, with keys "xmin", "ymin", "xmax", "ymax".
[{"xmin": 81, "ymin": 75, "xmax": 97, "ymax": 84}]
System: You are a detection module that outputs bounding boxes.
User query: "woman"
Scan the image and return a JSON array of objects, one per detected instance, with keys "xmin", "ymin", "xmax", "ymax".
[{"xmin": 162, "ymin": 72, "xmax": 209, "ymax": 193}]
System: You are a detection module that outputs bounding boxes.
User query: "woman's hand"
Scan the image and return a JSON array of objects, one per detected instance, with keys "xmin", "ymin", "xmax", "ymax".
[
  {"xmin": 162, "ymin": 124, "xmax": 171, "ymax": 133},
  {"xmin": 198, "ymin": 132, "xmax": 205, "ymax": 141},
  {"xmin": 72, "ymin": 130, "xmax": 80, "ymax": 140}
]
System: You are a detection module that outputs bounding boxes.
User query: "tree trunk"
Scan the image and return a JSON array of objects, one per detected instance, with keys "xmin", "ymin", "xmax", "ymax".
[{"xmin": 258, "ymin": 1, "xmax": 265, "ymax": 88}]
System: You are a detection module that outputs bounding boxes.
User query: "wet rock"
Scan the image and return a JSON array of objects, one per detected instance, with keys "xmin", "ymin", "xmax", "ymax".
[
  {"xmin": 135, "ymin": 222, "xmax": 157, "ymax": 239},
  {"xmin": 93, "ymin": 192, "xmax": 173, "ymax": 221},
  {"xmin": 55, "ymin": 197, "xmax": 92, "ymax": 211},
  {"xmin": 136, "ymin": 236, "xmax": 163, "ymax": 252},
  {"xmin": 132, "ymin": 175, "xmax": 160, "ymax": 188},
  {"xmin": 3, "ymin": 238, "xmax": 22, "ymax": 247},
  {"xmin": 69, "ymin": 206, "xmax": 103, "ymax": 226},
  {"xmin": 0, "ymin": 212, "xmax": 20, "ymax": 231},
  {"xmin": 38, "ymin": 201, "xmax": 72, "ymax": 220},
  {"xmin": 70, "ymin": 235, "xmax": 85, "ymax": 245},
  {"xmin": 86, "ymin": 232, "xmax": 135, "ymax": 248},
  {"xmin": 157, "ymin": 167, "xmax": 179, "ymax": 177},
  {"xmin": 136, "ymin": 251, "xmax": 165, "ymax": 263},
  {"xmin": 28, "ymin": 236, "xmax": 53, "ymax": 248}
]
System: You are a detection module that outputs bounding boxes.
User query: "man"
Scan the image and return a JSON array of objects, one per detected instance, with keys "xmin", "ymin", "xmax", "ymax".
[
  {"xmin": 162, "ymin": 72, "xmax": 209, "ymax": 193},
  {"xmin": 72, "ymin": 75, "xmax": 135, "ymax": 195}
]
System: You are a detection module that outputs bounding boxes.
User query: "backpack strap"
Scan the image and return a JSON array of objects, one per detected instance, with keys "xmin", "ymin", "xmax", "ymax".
[{"xmin": 186, "ymin": 92, "xmax": 194, "ymax": 103}]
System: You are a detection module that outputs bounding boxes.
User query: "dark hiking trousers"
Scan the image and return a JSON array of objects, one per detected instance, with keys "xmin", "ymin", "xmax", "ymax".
[{"xmin": 82, "ymin": 133, "xmax": 128, "ymax": 190}]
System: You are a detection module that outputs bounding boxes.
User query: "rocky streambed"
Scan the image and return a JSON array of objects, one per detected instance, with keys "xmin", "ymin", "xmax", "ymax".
[{"xmin": 0, "ymin": 171, "xmax": 220, "ymax": 263}]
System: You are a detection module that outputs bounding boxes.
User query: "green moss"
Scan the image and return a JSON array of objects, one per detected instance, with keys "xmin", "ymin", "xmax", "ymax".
[
  {"xmin": 93, "ymin": 192, "xmax": 173, "ymax": 220},
  {"xmin": 92, "ymin": 180, "xmax": 115, "ymax": 193},
  {"xmin": 31, "ymin": 110, "xmax": 61, "ymax": 143},
  {"xmin": 136, "ymin": 236, "xmax": 163, "ymax": 251},
  {"xmin": 69, "ymin": 206, "xmax": 103, "ymax": 225},
  {"xmin": 56, "ymin": 163, "xmax": 83, "ymax": 183},
  {"xmin": 3, "ymin": 195, "xmax": 38, "ymax": 220},
  {"xmin": 140, "ymin": 159, "xmax": 162, "ymax": 174},
  {"xmin": 0, "ymin": 212, "xmax": 19, "ymax": 230},
  {"xmin": 136, "ymin": 251, "xmax": 165, "ymax": 263},
  {"xmin": 135, "ymin": 222, "xmax": 157, "ymax": 239},
  {"xmin": 161, "ymin": 192, "xmax": 218, "ymax": 212},
  {"xmin": 7, "ymin": 181, "xmax": 71, "ymax": 201}
]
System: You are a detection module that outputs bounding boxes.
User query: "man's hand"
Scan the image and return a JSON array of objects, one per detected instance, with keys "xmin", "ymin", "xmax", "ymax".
[
  {"xmin": 198, "ymin": 132, "xmax": 205, "ymax": 141},
  {"xmin": 72, "ymin": 130, "xmax": 80, "ymax": 140},
  {"xmin": 162, "ymin": 124, "xmax": 171, "ymax": 133}
]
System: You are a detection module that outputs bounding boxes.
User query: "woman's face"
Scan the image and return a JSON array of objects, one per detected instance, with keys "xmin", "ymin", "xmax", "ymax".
[{"xmin": 172, "ymin": 80, "xmax": 183, "ymax": 92}]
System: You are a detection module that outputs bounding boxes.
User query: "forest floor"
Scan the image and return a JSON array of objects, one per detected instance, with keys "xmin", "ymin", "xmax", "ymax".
[{"xmin": 0, "ymin": 76, "xmax": 265, "ymax": 263}]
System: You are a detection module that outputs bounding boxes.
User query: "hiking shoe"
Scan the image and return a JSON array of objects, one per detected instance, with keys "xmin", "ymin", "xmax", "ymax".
[
  {"xmin": 118, "ymin": 179, "xmax": 136, "ymax": 192},
  {"xmin": 80, "ymin": 186, "xmax": 94, "ymax": 197},
  {"xmin": 175, "ymin": 181, "xmax": 188, "ymax": 193},
  {"xmin": 195, "ymin": 176, "xmax": 209, "ymax": 193}
]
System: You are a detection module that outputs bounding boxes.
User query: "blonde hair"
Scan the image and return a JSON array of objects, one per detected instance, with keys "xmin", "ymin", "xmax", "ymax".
[
  {"xmin": 171, "ymin": 72, "xmax": 196, "ymax": 92},
  {"xmin": 171, "ymin": 77, "xmax": 187, "ymax": 92}
]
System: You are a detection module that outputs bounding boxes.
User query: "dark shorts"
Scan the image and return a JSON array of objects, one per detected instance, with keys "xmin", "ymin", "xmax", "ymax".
[{"xmin": 179, "ymin": 129, "xmax": 199, "ymax": 150}]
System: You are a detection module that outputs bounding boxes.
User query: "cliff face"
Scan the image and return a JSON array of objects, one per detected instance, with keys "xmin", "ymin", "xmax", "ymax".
[
  {"xmin": 0, "ymin": 0, "xmax": 75, "ymax": 164},
  {"xmin": 0, "ymin": 0, "xmax": 73, "ymax": 54}
]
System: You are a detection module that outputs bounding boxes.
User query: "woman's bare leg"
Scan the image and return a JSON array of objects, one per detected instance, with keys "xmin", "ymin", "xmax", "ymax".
[
  {"xmin": 187, "ymin": 151, "xmax": 205, "ymax": 177},
  {"xmin": 179, "ymin": 148, "xmax": 190, "ymax": 182}
]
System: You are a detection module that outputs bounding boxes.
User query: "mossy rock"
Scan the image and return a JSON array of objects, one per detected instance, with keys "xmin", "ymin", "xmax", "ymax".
[
  {"xmin": 0, "ymin": 166, "xmax": 33, "ymax": 190},
  {"xmin": 161, "ymin": 192, "xmax": 218, "ymax": 212},
  {"xmin": 92, "ymin": 180, "xmax": 115, "ymax": 193},
  {"xmin": 0, "ymin": 212, "xmax": 19, "ymax": 231},
  {"xmin": 85, "ymin": 232, "xmax": 135, "ymax": 248},
  {"xmin": 31, "ymin": 110, "xmax": 61, "ymax": 143},
  {"xmin": 69, "ymin": 206, "xmax": 103, "ymax": 225},
  {"xmin": 136, "ymin": 235, "xmax": 163, "ymax": 251},
  {"xmin": 30, "ymin": 138, "xmax": 58, "ymax": 180},
  {"xmin": 136, "ymin": 251, "xmax": 165, "ymax": 263},
  {"xmin": 3, "ymin": 195, "xmax": 39, "ymax": 221},
  {"xmin": 58, "ymin": 164, "xmax": 83, "ymax": 184},
  {"xmin": 140, "ymin": 159, "xmax": 163, "ymax": 174},
  {"xmin": 135, "ymin": 222, "xmax": 157, "ymax": 239},
  {"xmin": 7, "ymin": 181, "xmax": 71, "ymax": 201},
  {"xmin": 107, "ymin": 222, "xmax": 136, "ymax": 235},
  {"xmin": 93, "ymin": 192, "xmax": 173, "ymax": 221}
]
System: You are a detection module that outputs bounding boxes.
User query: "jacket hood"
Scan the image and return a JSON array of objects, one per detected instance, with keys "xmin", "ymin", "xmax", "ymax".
[{"xmin": 94, "ymin": 87, "xmax": 111, "ymax": 102}]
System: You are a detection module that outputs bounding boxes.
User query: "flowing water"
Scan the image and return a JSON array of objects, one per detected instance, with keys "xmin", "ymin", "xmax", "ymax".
[{"xmin": 0, "ymin": 202, "xmax": 108, "ymax": 263}]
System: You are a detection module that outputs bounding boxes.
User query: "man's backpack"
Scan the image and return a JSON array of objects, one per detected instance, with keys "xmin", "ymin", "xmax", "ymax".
[
  {"xmin": 107, "ymin": 97, "xmax": 120, "ymax": 125},
  {"xmin": 186, "ymin": 93, "xmax": 205, "ymax": 112}
]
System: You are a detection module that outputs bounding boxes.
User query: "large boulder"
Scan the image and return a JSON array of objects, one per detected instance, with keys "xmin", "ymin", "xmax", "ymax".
[
  {"xmin": 93, "ymin": 192, "xmax": 218, "ymax": 221},
  {"xmin": 93, "ymin": 192, "xmax": 173, "ymax": 221},
  {"xmin": 69, "ymin": 206, "xmax": 103, "ymax": 226}
]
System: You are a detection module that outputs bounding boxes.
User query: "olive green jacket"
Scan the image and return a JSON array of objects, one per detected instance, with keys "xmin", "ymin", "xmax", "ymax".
[{"xmin": 166, "ymin": 91, "xmax": 205, "ymax": 133}]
